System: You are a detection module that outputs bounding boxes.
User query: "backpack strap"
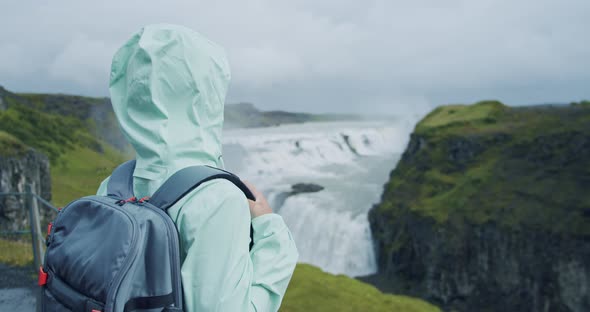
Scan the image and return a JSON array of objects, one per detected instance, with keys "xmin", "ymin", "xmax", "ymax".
[
  {"xmin": 107, "ymin": 160, "xmax": 136, "ymax": 199},
  {"xmin": 108, "ymin": 162, "xmax": 256, "ymax": 250},
  {"xmin": 148, "ymin": 165, "xmax": 257, "ymax": 251},
  {"xmin": 149, "ymin": 165, "xmax": 256, "ymax": 211}
]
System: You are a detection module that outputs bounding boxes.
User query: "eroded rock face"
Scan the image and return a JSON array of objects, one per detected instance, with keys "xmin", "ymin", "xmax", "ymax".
[
  {"xmin": 367, "ymin": 105, "xmax": 590, "ymax": 312},
  {"xmin": 368, "ymin": 210, "xmax": 590, "ymax": 312},
  {"xmin": 0, "ymin": 150, "xmax": 53, "ymax": 231}
]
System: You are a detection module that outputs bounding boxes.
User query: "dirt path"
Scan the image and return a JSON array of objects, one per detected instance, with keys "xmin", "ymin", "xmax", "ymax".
[
  {"xmin": 0, "ymin": 263, "xmax": 37, "ymax": 311},
  {"xmin": 0, "ymin": 287, "xmax": 36, "ymax": 312}
]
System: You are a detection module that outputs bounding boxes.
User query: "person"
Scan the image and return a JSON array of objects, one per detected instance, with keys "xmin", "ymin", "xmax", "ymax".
[{"xmin": 96, "ymin": 24, "xmax": 298, "ymax": 311}]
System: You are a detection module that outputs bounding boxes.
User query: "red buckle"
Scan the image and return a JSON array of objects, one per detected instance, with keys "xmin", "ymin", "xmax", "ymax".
[
  {"xmin": 138, "ymin": 196, "xmax": 150, "ymax": 203},
  {"xmin": 47, "ymin": 222, "xmax": 53, "ymax": 236},
  {"xmin": 125, "ymin": 196, "xmax": 137, "ymax": 203},
  {"xmin": 38, "ymin": 266, "xmax": 48, "ymax": 286},
  {"xmin": 91, "ymin": 310, "xmax": 102, "ymax": 312}
]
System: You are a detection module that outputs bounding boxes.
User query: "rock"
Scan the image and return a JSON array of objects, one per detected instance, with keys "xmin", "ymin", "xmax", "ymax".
[
  {"xmin": 446, "ymin": 137, "xmax": 483, "ymax": 165},
  {"xmin": 368, "ymin": 210, "xmax": 590, "ymax": 312},
  {"xmin": 341, "ymin": 134, "xmax": 359, "ymax": 155},
  {"xmin": 272, "ymin": 183, "xmax": 325, "ymax": 213},
  {"xmin": 291, "ymin": 183, "xmax": 324, "ymax": 194},
  {"xmin": 405, "ymin": 134, "xmax": 428, "ymax": 158},
  {"xmin": 0, "ymin": 149, "xmax": 54, "ymax": 231}
]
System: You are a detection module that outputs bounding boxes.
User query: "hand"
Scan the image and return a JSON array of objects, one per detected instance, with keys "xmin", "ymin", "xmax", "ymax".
[{"xmin": 242, "ymin": 180, "xmax": 273, "ymax": 218}]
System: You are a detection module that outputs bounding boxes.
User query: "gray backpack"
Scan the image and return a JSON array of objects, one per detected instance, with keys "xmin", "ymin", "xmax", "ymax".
[{"xmin": 40, "ymin": 160, "xmax": 255, "ymax": 312}]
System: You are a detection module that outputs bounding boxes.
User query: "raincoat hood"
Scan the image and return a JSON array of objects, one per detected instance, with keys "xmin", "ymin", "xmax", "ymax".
[{"xmin": 109, "ymin": 24, "xmax": 230, "ymax": 184}]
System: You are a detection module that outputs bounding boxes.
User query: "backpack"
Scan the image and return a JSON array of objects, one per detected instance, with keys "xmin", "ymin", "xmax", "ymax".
[{"xmin": 39, "ymin": 160, "xmax": 255, "ymax": 312}]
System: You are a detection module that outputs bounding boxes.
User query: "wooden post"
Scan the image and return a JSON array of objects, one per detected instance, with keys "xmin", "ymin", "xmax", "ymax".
[
  {"xmin": 26, "ymin": 184, "xmax": 38, "ymax": 269},
  {"xmin": 26, "ymin": 184, "xmax": 44, "ymax": 268},
  {"xmin": 33, "ymin": 193, "xmax": 45, "ymax": 266},
  {"xmin": 26, "ymin": 184, "xmax": 44, "ymax": 312}
]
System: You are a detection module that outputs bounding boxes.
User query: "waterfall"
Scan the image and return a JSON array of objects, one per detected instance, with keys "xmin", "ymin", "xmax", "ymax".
[{"xmin": 223, "ymin": 121, "xmax": 409, "ymax": 277}]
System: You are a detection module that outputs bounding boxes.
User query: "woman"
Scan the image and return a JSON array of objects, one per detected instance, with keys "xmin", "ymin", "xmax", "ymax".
[{"xmin": 97, "ymin": 24, "xmax": 298, "ymax": 311}]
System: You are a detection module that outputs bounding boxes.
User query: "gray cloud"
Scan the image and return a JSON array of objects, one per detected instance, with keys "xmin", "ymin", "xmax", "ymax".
[{"xmin": 0, "ymin": 0, "xmax": 588, "ymax": 114}]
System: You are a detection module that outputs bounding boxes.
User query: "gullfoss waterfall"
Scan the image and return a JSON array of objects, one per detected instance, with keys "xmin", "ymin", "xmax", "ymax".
[{"xmin": 223, "ymin": 121, "xmax": 409, "ymax": 277}]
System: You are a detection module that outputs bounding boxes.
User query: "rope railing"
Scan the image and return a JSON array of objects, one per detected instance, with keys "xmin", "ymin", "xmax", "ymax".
[
  {"xmin": 32, "ymin": 194, "xmax": 59, "ymax": 212},
  {"xmin": 0, "ymin": 184, "xmax": 58, "ymax": 270}
]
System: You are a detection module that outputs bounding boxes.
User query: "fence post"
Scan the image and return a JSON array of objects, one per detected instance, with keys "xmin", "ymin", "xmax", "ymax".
[
  {"xmin": 26, "ymin": 184, "xmax": 44, "ymax": 269},
  {"xmin": 26, "ymin": 184, "xmax": 38, "ymax": 269},
  {"xmin": 26, "ymin": 184, "xmax": 44, "ymax": 312}
]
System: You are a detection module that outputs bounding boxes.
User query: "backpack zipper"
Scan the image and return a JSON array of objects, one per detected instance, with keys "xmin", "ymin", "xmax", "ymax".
[
  {"xmin": 139, "ymin": 201, "xmax": 183, "ymax": 310},
  {"xmin": 105, "ymin": 205, "xmax": 139, "ymax": 312}
]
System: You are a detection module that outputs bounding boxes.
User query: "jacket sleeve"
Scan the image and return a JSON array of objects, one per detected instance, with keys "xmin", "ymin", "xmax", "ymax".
[{"xmin": 160, "ymin": 180, "xmax": 298, "ymax": 312}]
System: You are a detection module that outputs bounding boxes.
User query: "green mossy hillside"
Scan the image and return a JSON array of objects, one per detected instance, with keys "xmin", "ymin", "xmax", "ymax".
[
  {"xmin": 0, "ymin": 131, "xmax": 28, "ymax": 157},
  {"xmin": 50, "ymin": 146, "xmax": 126, "ymax": 206},
  {"xmin": 416, "ymin": 100, "xmax": 507, "ymax": 132},
  {"xmin": 281, "ymin": 264, "xmax": 440, "ymax": 312},
  {"xmin": 1, "ymin": 87, "xmax": 129, "ymax": 151},
  {"xmin": 0, "ymin": 104, "xmax": 104, "ymax": 162},
  {"xmin": 0, "ymin": 99, "xmax": 127, "ymax": 206},
  {"xmin": 375, "ymin": 101, "xmax": 590, "ymax": 236}
]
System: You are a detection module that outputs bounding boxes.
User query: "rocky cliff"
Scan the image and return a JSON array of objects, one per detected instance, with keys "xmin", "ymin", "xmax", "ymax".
[
  {"xmin": 0, "ymin": 133, "xmax": 53, "ymax": 231},
  {"xmin": 367, "ymin": 101, "xmax": 590, "ymax": 312}
]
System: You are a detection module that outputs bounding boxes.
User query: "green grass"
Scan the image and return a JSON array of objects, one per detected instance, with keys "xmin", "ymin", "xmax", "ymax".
[
  {"xmin": 375, "ymin": 101, "xmax": 590, "ymax": 236},
  {"xmin": 0, "ymin": 104, "xmax": 97, "ymax": 162},
  {"xmin": 51, "ymin": 145, "xmax": 126, "ymax": 206},
  {"xmin": 0, "ymin": 238, "xmax": 33, "ymax": 267},
  {"xmin": 0, "ymin": 131, "xmax": 29, "ymax": 157},
  {"xmin": 416, "ymin": 100, "xmax": 506, "ymax": 132},
  {"xmin": 280, "ymin": 264, "xmax": 440, "ymax": 312},
  {"xmin": 0, "ymin": 90, "xmax": 129, "ymax": 205}
]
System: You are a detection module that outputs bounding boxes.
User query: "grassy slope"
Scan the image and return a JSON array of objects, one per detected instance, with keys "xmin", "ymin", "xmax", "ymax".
[
  {"xmin": 375, "ymin": 100, "xmax": 590, "ymax": 236},
  {"xmin": 51, "ymin": 145, "xmax": 126, "ymax": 206},
  {"xmin": 0, "ymin": 88, "xmax": 438, "ymax": 311},
  {"xmin": 0, "ymin": 239, "xmax": 33, "ymax": 267},
  {"xmin": 0, "ymin": 101, "xmax": 126, "ymax": 205},
  {"xmin": 0, "ymin": 131, "xmax": 28, "ymax": 157},
  {"xmin": 282, "ymin": 264, "xmax": 440, "ymax": 312}
]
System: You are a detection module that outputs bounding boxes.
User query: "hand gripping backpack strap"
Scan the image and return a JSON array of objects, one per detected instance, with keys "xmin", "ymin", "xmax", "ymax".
[
  {"xmin": 107, "ymin": 160, "xmax": 136, "ymax": 199},
  {"xmin": 148, "ymin": 165, "xmax": 257, "ymax": 250}
]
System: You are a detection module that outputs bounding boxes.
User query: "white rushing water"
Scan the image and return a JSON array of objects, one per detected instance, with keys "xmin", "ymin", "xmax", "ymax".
[{"xmin": 222, "ymin": 121, "xmax": 410, "ymax": 277}]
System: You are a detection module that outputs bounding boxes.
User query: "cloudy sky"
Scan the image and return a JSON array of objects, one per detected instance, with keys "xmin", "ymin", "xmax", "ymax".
[{"xmin": 1, "ymin": 0, "xmax": 588, "ymax": 114}]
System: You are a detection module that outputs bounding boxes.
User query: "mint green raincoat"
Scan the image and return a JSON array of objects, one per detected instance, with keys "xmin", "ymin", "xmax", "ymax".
[{"xmin": 96, "ymin": 24, "xmax": 298, "ymax": 312}]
